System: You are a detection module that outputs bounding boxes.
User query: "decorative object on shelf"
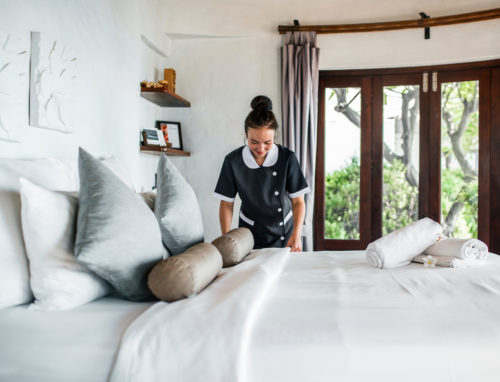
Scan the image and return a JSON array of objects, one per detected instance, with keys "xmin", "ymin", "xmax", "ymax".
[
  {"xmin": 141, "ymin": 129, "xmax": 170, "ymax": 147},
  {"xmin": 156, "ymin": 121, "xmax": 183, "ymax": 151},
  {"xmin": 140, "ymin": 80, "xmax": 168, "ymax": 89},
  {"xmin": 163, "ymin": 68, "xmax": 176, "ymax": 92},
  {"xmin": 29, "ymin": 32, "xmax": 78, "ymax": 133}
]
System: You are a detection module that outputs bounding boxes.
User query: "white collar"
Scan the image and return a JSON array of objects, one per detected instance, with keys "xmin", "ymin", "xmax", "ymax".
[{"xmin": 242, "ymin": 144, "xmax": 278, "ymax": 169}]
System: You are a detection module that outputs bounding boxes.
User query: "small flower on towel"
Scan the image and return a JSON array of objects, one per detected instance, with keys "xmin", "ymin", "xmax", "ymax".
[{"xmin": 423, "ymin": 255, "xmax": 436, "ymax": 268}]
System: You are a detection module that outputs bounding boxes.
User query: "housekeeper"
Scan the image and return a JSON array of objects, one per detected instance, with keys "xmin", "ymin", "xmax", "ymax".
[{"xmin": 214, "ymin": 95, "xmax": 310, "ymax": 252}]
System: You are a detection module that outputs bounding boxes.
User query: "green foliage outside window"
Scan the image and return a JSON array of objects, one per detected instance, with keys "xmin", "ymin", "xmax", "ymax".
[{"xmin": 325, "ymin": 81, "xmax": 479, "ymax": 240}]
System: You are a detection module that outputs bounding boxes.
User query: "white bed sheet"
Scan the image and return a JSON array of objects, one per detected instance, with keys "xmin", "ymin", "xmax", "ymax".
[
  {"xmin": 0, "ymin": 297, "xmax": 153, "ymax": 382},
  {"xmin": 247, "ymin": 250, "xmax": 500, "ymax": 382},
  {"xmin": 3, "ymin": 250, "xmax": 500, "ymax": 382}
]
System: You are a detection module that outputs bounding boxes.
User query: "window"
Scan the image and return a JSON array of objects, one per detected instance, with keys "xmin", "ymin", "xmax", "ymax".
[{"xmin": 315, "ymin": 60, "xmax": 500, "ymax": 252}]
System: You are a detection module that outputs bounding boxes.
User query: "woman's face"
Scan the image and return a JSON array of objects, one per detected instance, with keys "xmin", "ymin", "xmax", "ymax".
[{"xmin": 247, "ymin": 127, "xmax": 275, "ymax": 161}]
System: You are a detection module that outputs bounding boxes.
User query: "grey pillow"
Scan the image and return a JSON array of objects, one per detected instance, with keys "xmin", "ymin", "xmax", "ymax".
[
  {"xmin": 211, "ymin": 227, "xmax": 254, "ymax": 267},
  {"xmin": 75, "ymin": 148, "xmax": 165, "ymax": 301},
  {"xmin": 148, "ymin": 243, "xmax": 222, "ymax": 302},
  {"xmin": 155, "ymin": 154, "xmax": 204, "ymax": 256}
]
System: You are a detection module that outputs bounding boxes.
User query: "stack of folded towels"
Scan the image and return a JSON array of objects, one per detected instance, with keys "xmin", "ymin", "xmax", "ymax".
[
  {"xmin": 413, "ymin": 238, "xmax": 488, "ymax": 268},
  {"xmin": 365, "ymin": 217, "xmax": 489, "ymax": 269}
]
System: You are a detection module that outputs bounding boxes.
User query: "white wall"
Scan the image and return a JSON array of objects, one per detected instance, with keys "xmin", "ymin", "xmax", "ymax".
[
  {"xmin": 0, "ymin": 0, "xmax": 173, "ymax": 190},
  {"xmin": 1, "ymin": 0, "xmax": 499, "ymax": 242}
]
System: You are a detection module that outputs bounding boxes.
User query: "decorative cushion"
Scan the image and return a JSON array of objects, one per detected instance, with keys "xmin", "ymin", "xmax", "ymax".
[
  {"xmin": 20, "ymin": 179, "xmax": 111, "ymax": 310},
  {"xmin": 211, "ymin": 228, "xmax": 254, "ymax": 267},
  {"xmin": 140, "ymin": 190, "xmax": 156, "ymax": 211},
  {"xmin": 155, "ymin": 154, "xmax": 204, "ymax": 256},
  {"xmin": 0, "ymin": 157, "xmax": 78, "ymax": 308},
  {"xmin": 148, "ymin": 243, "xmax": 222, "ymax": 302},
  {"xmin": 75, "ymin": 148, "xmax": 165, "ymax": 301}
]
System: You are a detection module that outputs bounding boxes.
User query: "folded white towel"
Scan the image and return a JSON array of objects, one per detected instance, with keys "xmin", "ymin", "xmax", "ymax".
[
  {"xmin": 366, "ymin": 218, "xmax": 442, "ymax": 269},
  {"xmin": 423, "ymin": 238, "xmax": 488, "ymax": 262},
  {"xmin": 412, "ymin": 254, "xmax": 485, "ymax": 268}
]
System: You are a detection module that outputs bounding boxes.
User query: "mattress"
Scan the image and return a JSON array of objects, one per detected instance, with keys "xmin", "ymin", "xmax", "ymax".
[
  {"xmin": 0, "ymin": 297, "xmax": 153, "ymax": 382},
  {"xmin": 247, "ymin": 250, "xmax": 500, "ymax": 382},
  {"xmin": 2, "ymin": 250, "xmax": 500, "ymax": 382}
]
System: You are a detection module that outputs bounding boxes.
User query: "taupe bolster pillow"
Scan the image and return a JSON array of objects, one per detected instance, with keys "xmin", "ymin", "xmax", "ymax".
[
  {"xmin": 148, "ymin": 243, "xmax": 222, "ymax": 302},
  {"xmin": 211, "ymin": 227, "xmax": 254, "ymax": 267}
]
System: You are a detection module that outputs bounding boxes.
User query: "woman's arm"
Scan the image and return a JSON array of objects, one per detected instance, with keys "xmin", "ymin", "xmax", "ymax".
[
  {"xmin": 219, "ymin": 200, "xmax": 235, "ymax": 235},
  {"xmin": 286, "ymin": 195, "xmax": 305, "ymax": 252}
]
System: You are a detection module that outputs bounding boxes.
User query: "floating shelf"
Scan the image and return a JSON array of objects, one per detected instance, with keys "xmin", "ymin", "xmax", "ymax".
[
  {"xmin": 140, "ymin": 145, "xmax": 190, "ymax": 156},
  {"xmin": 140, "ymin": 87, "xmax": 191, "ymax": 107}
]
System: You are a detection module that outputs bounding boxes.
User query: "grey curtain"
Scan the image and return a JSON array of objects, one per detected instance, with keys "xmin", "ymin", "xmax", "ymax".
[{"xmin": 281, "ymin": 31, "xmax": 319, "ymax": 251}]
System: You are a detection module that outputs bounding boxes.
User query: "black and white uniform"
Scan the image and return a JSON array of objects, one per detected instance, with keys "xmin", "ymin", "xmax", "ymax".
[{"xmin": 214, "ymin": 144, "xmax": 310, "ymax": 249}]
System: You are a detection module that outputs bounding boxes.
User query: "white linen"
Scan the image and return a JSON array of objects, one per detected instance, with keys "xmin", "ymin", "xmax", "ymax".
[
  {"xmin": 412, "ymin": 253, "xmax": 485, "ymax": 268},
  {"xmin": 0, "ymin": 297, "xmax": 153, "ymax": 382},
  {"xmin": 110, "ymin": 248, "xmax": 500, "ymax": 382},
  {"xmin": 110, "ymin": 247, "xmax": 290, "ymax": 382},
  {"xmin": 0, "ymin": 156, "xmax": 134, "ymax": 308},
  {"xmin": 390, "ymin": 252, "xmax": 500, "ymax": 303},
  {"xmin": 0, "ymin": 158, "xmax": 78, "ymax": 308},
  {"xmin": 3, "ymin": 249, "xmax": 500, "ymax": 382},
  {"xmin": 20, "ymin": 179, "xmax": 111, "ymax": 310},
  {"xmin": 423, "ymin": 238, "xmax": 488, "ymax": 261},
  {"xmin": 247, "ymin": 251, "xmax": 500, "ymax": 382},
  {"xmin": 366, "ymin": 217, "xmax": 442, "ymax": 268}
]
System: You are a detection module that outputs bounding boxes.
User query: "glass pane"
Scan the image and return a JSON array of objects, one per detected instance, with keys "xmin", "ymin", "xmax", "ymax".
[
  {"xmin": 324, "ymin": 87, "xmax": 361, "ymax": 240},
  {"xmin": 382, "ymin": 85, "xmax": 420, "ymax": 235},
  {"xmin": 440, "ymin": 81, "xmax": 479, "ymax": 238}
]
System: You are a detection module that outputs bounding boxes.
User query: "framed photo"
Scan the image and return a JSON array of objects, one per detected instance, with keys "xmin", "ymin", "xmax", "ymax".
[
  {"xmin": 156, "ymin": 121, "xmax": 183, "ymax": 151},
  {"xmin": 142, "ymin": 129, "xmax": 167, "ymax": 146}
]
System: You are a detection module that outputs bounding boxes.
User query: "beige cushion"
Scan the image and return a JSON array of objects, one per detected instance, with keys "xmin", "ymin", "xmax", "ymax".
[
  {"xmin": 139, "ymin": 191, "xmax": 156, "ymax": 211},
  {"xmin": 211, "ymin": 227, "xmax": 254, "ymax": 267},
  {"xmin": 148, "ymin": 243, "xmax": 222, "ymax": 302}
]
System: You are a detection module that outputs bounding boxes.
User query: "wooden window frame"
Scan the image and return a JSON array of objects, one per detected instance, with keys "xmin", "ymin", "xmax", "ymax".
[{"xmin": 315, "ymin": 59, "xmax": 500, "ymax": 253}]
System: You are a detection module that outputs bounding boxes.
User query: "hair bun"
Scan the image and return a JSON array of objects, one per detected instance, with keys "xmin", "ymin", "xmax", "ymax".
[{"xmin": 251, "ymin": 95, "xmax": 272, "ymax": 112}]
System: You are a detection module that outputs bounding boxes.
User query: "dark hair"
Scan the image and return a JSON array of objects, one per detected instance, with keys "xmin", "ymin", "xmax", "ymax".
[{"xmin": 244, "ymin": 95, "xmax": 278, "ymax": 135}]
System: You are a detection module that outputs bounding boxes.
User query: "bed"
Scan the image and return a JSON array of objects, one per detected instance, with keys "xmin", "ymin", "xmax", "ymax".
[
  {"xmin": 0, "ymin": 297, "xmax": 152, "ymax": 382},
  {"xmin": 1, "ymin": 248, "xmax": 500, "ymax": 381},
  {"xmin": 1, "ymin": 156, "xmax": 500, "ymax": 382}
]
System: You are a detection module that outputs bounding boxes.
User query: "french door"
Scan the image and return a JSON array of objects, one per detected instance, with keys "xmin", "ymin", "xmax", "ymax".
[{"xmin": 315, "ymin": 60, "xmax": 500, "ymax": 252}]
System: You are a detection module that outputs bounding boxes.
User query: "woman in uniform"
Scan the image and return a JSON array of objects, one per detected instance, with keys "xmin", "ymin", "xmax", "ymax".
[{"xmin": 213, "ymin": 95, "xmax": 310, "ymax": 252}]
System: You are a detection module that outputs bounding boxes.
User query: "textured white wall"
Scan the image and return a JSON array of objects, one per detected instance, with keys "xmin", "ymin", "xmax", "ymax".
[
  {"xmin": 0, "ymin": 0, "xmax": 172, "ymax": 190},
  {"xmin": 163, "ymin": 0, "xmax": 500, "ymax": 241}
]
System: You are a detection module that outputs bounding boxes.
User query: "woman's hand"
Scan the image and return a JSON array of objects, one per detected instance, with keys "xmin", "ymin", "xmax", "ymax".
[
  {"xmin": 286, "ymin": 196, "xmax": 305, "ymax": 252},
  {"xmin": 286, "ymin": 233, "xmax": 302, "ymax": 252}
]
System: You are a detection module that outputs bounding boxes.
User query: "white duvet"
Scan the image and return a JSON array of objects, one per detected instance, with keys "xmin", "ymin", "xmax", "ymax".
[
  {"xmin": 110, "ymin": 247, "xmax": 290, "ymax": 382},
  {"xmin": 110, "ymin": 249, "xmax": 500, "ymax": 382}
]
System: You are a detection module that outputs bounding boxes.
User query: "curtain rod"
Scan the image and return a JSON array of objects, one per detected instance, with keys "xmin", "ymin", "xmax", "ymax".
[{"xmin": 278, "ymin": 8, "xmax": 500, "ymax": 34}]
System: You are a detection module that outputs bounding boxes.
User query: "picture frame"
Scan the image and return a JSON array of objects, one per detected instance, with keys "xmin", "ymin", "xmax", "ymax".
[
  {"xmin": 156, "ymin": 121, "xmax": 183, "ymax": 151},
  {"xmin": 142, "ymin": 129, "xmax": 167, "ymax": 146}
]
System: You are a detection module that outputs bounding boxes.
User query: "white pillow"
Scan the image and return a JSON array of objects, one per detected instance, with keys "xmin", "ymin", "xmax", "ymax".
[
  {"xmin": 19, "ymin": 178, "xmax": 111, "ymax": 310},
  {"xmin": 0, "ymin": 155, "xmax": 132, "ymax": 308},
  {"xmin": 0, "ymin": 158, "xmax": 78, "ymax": 308}
]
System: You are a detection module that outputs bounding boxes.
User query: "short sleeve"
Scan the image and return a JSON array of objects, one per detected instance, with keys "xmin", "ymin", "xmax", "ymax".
[
  {"xmin": 214, "ymin": 157, "xmax": 237, "ymax": 202},
  {"xmin": 286, "ymin": 153, "xmax": 310, "ymax": 199}
]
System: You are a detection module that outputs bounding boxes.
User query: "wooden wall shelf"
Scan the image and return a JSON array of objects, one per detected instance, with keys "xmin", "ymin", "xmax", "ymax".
[
  {"xmin": 140, "ymin": 145, "xmax": 191, "ymax": 156},
  {"xmin": 140, "ymin": 87, "xmax": 191, "ymax": 107}
]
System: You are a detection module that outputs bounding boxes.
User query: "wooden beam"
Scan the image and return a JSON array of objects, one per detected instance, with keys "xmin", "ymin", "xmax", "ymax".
[{"xmin": 278, "ymin": 8, "xmax": 500, "ymax": 34}]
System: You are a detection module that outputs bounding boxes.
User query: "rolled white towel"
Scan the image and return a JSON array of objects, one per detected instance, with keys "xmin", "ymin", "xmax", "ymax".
[
  {"xmin": 412, "ymin": 254, "xmax": 485, "ymax": 268},
  {"xmin": 366, "ymin": 218, "xmax": 442, "ymax": 269},
  {"xmin": 423, "ymin": 238, "xmax": 488, "ymax": 262}
]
